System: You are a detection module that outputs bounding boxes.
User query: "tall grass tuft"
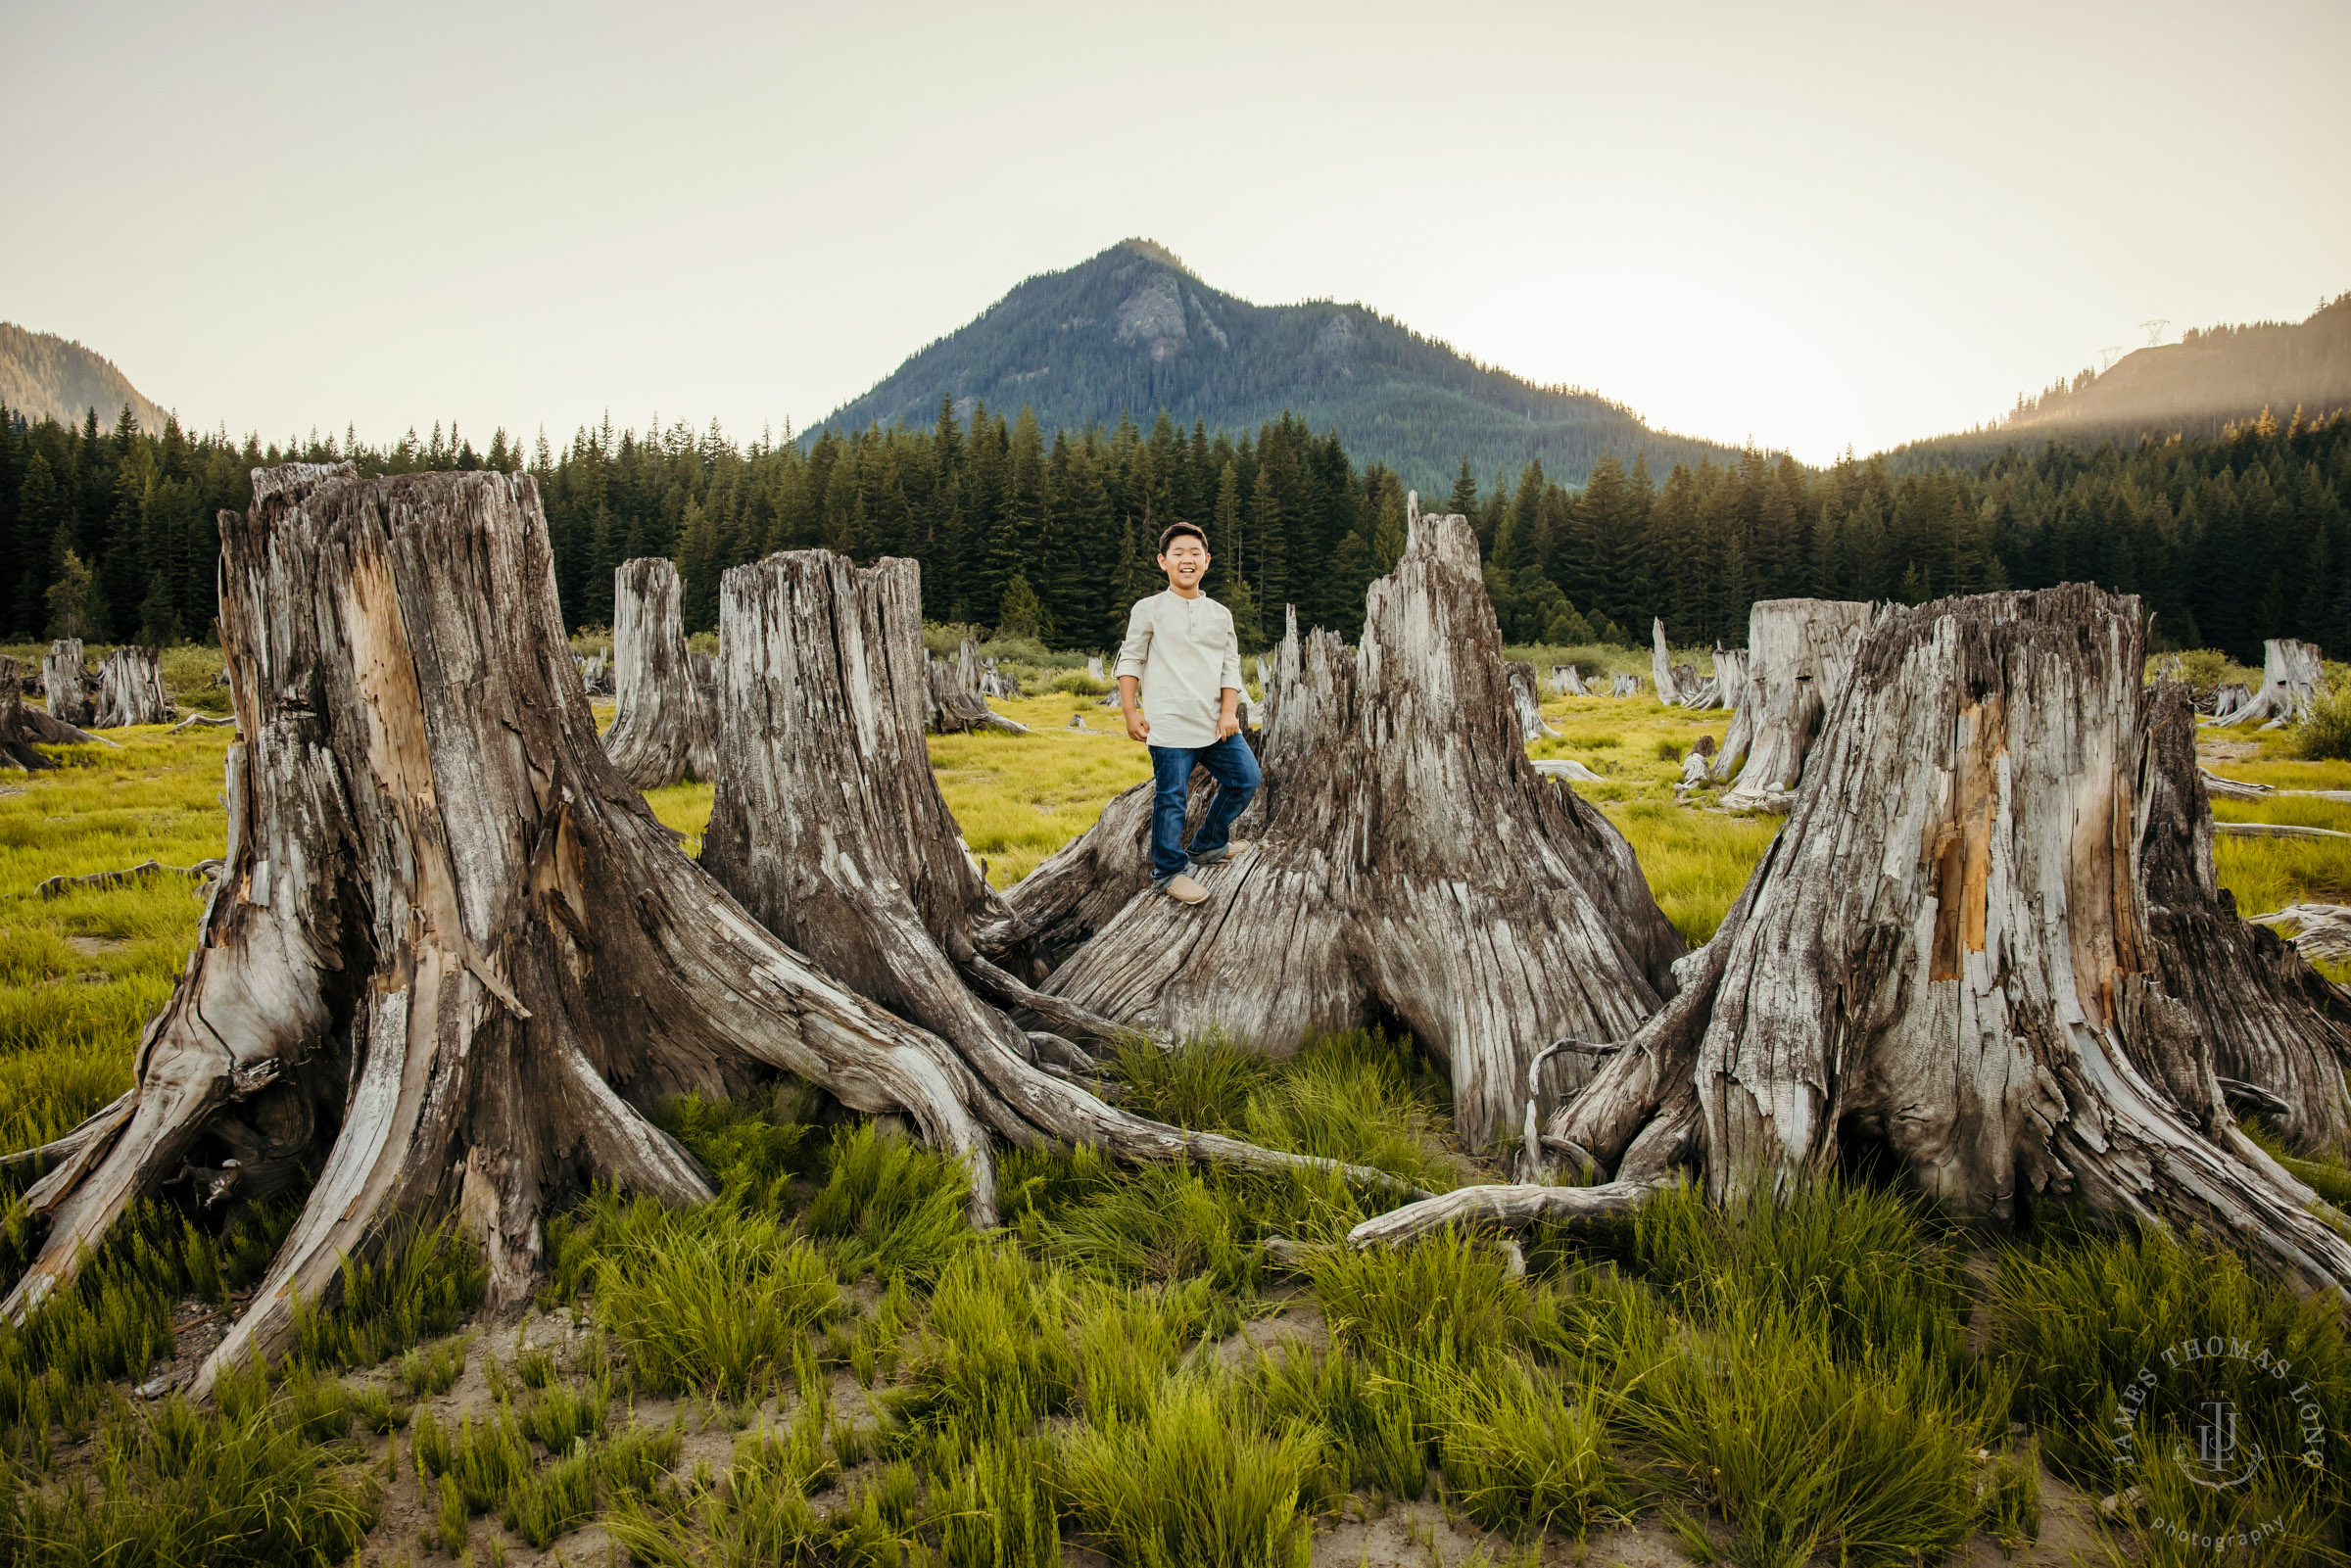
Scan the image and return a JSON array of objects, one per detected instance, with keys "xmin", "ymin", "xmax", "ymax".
[
  {"xmin": 570, "ymin": 1190, "xmax": 841, "ymax": 1401},
  {"xmin": 0, "ymin": 1391, "xmax": 378, "ymax": 1566},
  {"xmin": 800, "ymin": 1123, "xmax": 975, "ymax": 1283},
  {"xmin": 1057, "ymin": 1371, "xmax": 1323, "ymax": 1568},
  {"xmin": 900, "ymin": 1244, "xmax": 1075, "ymax": 1460},
  {"xmin": 1111, "ymin": 1030, "xmax": 1271, "ymax": 1131},
  {"xmin": 1989, "ymin": 1222, "xmax": 2347, "ymax": 1545},
  {"xmin": 289, "ymin": 1214, "xmax": 487, "ymax": 1372},
  {"xmin": 1620, "ymin": 1296, "xmax": 2004, "ymax": 1568},
  {"xmin": 653, "ymin": 1079, "xmax": 827, "ymax": 1212},
  {"xmin": 1630, "ymin": 1176, "xmax": 1973, "ymax": 1381}
]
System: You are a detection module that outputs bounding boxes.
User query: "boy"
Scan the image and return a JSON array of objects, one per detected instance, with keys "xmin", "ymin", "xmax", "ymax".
[{"xmin": 1115, "ymin": 521, "xmax": 1259, "ymax": 905}]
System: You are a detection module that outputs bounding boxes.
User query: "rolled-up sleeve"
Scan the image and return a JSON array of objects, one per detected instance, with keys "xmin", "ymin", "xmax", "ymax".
[
  {"xmin": 1220, "ymin": 611, "xmax": 1242, "ymax": 691},
  {"xmin": 1115, "ymin": 598, "xmax": 1154, "ymax": 682}
]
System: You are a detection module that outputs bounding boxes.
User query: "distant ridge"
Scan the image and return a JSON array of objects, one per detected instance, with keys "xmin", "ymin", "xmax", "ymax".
[
  {"xmin": 2003, "ymin": 293, "xmax": 2350, "ymax": 438},
  {"xmin": 0, "ymin": 322, "xmax": 169, "ymax": 435},
  {"xmin": 810, "ymin": 240, "xmax": 1747, "ymax": 488}
]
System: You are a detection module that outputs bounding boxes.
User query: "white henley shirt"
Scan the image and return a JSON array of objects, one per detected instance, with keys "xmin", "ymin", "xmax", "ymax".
[{"xmin": 1114, "ymin": 590, "xmax": 1243, "ymax": 750}]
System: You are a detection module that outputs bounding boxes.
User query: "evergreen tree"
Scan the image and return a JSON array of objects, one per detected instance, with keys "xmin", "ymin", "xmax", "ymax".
[{"xmin": 1447, "ymin": 456, "xmax": 1479, "ymax": 523}]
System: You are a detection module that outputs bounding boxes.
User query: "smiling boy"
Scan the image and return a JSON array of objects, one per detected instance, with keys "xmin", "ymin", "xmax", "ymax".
[{"xmin": 1115, "ymin": 521, "xmax": 1259, "ymax": 905}]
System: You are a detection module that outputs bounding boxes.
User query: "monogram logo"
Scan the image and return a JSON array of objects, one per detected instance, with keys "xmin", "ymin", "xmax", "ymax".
[{"xmin": 2176, "ymin": 1398, "xmax": 2263, "ymax": 1489}]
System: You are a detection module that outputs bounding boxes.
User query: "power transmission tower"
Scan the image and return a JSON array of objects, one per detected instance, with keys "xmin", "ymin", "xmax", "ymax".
[
  {"xmin": 2099, "ymin": 346, "xmax": 2126, "ymax": 371},
  {"xmin": 2141, "ymin": 318, "xmax": 2171, "ymax": 347}
]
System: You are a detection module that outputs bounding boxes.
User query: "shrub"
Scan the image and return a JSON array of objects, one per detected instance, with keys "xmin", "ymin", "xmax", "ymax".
[{"xmin": 2299, "ymin": 678, "xmax": 2351, "ymax": 760}]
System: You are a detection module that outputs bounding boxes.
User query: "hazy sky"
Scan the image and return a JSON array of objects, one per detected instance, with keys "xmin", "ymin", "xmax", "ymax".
[{"xmin": 5, "ymin": 1, "xmax": 2345, "ymax": 465}]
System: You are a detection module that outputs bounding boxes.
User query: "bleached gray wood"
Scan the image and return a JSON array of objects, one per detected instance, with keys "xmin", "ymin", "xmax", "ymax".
[
  {"xmin": 93, "ymin": 644, "xmax": 174, "ymax": 728},
  {"xmin": 1013, "ymin": 502, "xmax": 1686, "ymax": 1150},
  {"xmin": 1086, "ymin": 655, "xmax": 1105, "ymax": 683},
  {"xmin": 42, "ymin": 639, "xmax": 96, "ymax": 727},
  {"xmin": 928, "ymin": 640, "xmax": 1030, "ymax": 735},
  {"xmin": 0, "ymin": 466, "xmax": 1192, "ymax": 1397},
  {"xmin": 1507, "ymin": 661, "xmax": 1562, "ymax": 739},
  {"xmin": 2209, "ymin": 682, "xmax": 2252, "ymax": 721},
  {"xmin": 602, "ymin": 557, "xmax": 718, "ymax": 787},
  {"xmin": 2137, "ymin": 683, "xmax": 2351, "ymax": 1156},
  {"xmin": 36, "ymin": 857, "xmax": 221, "ymax": 900},
  {"xmin": 2198, "ymin": 767, "xmax": 2271, "ymax": 800},
  {"xmin": 2248, "ymin": 905, "xmax": 2351, "ymax": 966},
  {"xmin": 1551, "ymin": 664, "xmax": 1588, "ymax": 697},
  {"xmin": 1368, "ymin": 587, "xmax": 2351, "ymax": 1295},
  {"xmin": 2206, "ymin": 639, "xmax": 2323, "ymax": 730},
  {"xmin": 1532, "ymin": 758, "xmax": 1605, "ymax": 782},
  {"xmin": 168, "ymin": 712, "xmax": 238, "ymax": 735},
  {"xmin": 1708, "ymin": 648, "xmax": 1755, "ymax": 781},
  {"xmin": 1650, "ymin": 620, "xmax": 1684, "ymax": 704},
  {"xmin": 2214, "ymin": 822, "xmax": 2351, "ymax": 841},
  {"xmin": 698, "ymin": 547, "xmax": 1414, "ymax": 1206},
  {"xmin": 1610, "ymin": 672, "xmax": 1640, "ymax": 697},
  {"xmin": 1, "ymin": 655, "xmax": 110, "ymax": 768},
  {"xmin": 1718, "ymin": 597, "xmax": 1877, "ymax": 813}
]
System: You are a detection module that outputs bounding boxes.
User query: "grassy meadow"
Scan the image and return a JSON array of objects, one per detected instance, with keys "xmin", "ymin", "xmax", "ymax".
[{"xmin": 0, "ymin": 658, "xmax": 2347, "ymax": 1566}]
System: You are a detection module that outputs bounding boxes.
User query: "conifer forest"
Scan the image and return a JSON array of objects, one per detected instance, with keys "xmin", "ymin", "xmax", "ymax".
[{"xmin": 7, "ymin": 396, "xmax": 2347, "ymax": 663}]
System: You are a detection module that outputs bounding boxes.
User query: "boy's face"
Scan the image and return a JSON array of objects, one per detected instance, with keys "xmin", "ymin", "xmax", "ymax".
[{"xmin": 1158, "ymin": 534, "xmax": 1209, "ymax": 592}]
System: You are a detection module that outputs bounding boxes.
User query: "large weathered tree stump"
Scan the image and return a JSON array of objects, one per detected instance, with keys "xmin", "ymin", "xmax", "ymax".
[
  {"xmin": 2206, "ymin": 637, "xmax": 2324, "ymax": 730},
  {"xmin": 2139, "ymin": 684, "xmax": 2351, "ymax": 1156},
  {"xmin": 1366, "ymin": 587, "xmax": 2351, "ymax": 1298},
  {"xmin": 697, "ymin": 546, "xmax": 1421, "ymax": 1179},
  {"xmin": 93, "ymin": 644, "xmax": 175, "ymax": 728},
  {"xmin": 1004, "ymin": 503, "xmax": 1687, "ymax": 1150},
  {"xmin": 1507, "ymin": 661, "xmax": 1562, "ymax": 740},
  {"xmin": 1551, "ymin": 664, "xmax": 1588, "ymax": 697},
  {"xmin": 928, "ymin": 639, "xmax": 1028, "ymax": 736},
  {"xmin": 42, "ymin": 639, "xmax": 97, "ymax": 728},
  {"xmin": 601, "ymin": 557, "xmax": 717, "ymax": 787},
  {"xmin": 1, "ymin": 655, "xmax": 107, "ymax": 769},
  {"xmin": 1, "ymin": 469, "xmax": 1349, "ymax": 1396},
  {"xmin": 1717, "ymin": 597, "xmax": 1877, "ymax": 812}
]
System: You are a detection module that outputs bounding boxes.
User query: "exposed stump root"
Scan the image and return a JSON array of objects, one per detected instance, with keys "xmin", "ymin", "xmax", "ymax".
[
  {"xmin": 1357, "ymin": 587, "xmax": 2351, "ymax": 1301},
  {"xmin": 1003, "ymin": 500, "xmax": 1688, "ymax": 1151},
  {"xmin": 2, "ymin": 470, "xmax": 1415, "ymax": 1395}
]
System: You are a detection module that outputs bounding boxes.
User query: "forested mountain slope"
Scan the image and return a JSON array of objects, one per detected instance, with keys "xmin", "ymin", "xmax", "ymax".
[
  {"xmin": 808, "ymin": 239, "xmax": 1744, "ymax": 490},
  {"xmin": 1888, "ymin": 294, "xmax": 2351, "ymax": 474},
  {"xmin": 0, "ymin": 323, "xmax": 168, "ymax": 436}
]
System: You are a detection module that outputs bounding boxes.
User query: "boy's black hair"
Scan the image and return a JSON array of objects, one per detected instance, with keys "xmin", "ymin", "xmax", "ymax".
[{"xmin": 1157, "ymin": 521, "xmax": 1208, "ymax": 554}]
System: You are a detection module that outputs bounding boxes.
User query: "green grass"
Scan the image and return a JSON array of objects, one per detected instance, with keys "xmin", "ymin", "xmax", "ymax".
[{"xmin": 13, "ymin": 670, "xmax": 2351, "ymax": 1565}]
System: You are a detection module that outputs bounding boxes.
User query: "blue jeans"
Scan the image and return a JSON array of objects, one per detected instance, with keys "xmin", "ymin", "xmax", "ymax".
[{"xmin": 1148, "ymin": 736, "xmax": 1261, "ymax": 882}]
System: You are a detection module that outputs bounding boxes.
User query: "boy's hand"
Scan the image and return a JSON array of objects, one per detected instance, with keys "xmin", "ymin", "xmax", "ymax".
[
  {"xmin": 1118, "ymin": 674, "xmax": 1148, "ymax": 742},
  {"xmin": 1215, "ymin": 710, "xmax": 1241, "ymax": 741}
]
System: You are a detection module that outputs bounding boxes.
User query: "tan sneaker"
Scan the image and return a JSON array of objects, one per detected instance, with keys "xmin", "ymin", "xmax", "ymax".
[
  {"xmin": 1188, "ymin": 841, "xmax": 1245, "ymax": 868},
  {"xmin": 1162, "ymin": 873, "xmax": 1210, "ymax": 905}
]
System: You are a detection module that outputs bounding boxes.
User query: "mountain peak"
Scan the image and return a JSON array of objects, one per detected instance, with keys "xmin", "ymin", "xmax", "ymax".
[
  {"xmin": 815, "ymin": 246, "xmax": 1739, "ymax": 487},
  {"xmin": 1112, "ymin": 237, "xmax": 1192, "ymax": 277}
]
